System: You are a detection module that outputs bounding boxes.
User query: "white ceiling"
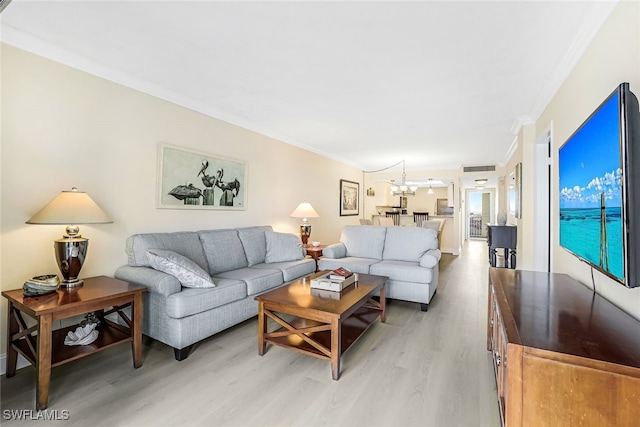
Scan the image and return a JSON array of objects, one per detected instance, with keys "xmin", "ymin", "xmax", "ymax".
[{"xmin": 1, "ymin": 0, "xmax": 617, "ymax": 177}]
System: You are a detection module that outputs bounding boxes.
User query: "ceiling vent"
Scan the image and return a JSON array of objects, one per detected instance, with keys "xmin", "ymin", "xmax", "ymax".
[{"xmin": 463, "ymin": 165, "xmax": 496, "ymax": 173}]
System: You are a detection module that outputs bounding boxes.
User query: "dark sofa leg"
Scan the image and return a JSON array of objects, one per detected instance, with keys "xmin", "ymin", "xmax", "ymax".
[
  {"xmin": 174, "ymin": 345, "xmax": 193, "ymax": 361},
  {"xmin": 420, "ymin": 303, "xmax": 429, "ymax": 312}
]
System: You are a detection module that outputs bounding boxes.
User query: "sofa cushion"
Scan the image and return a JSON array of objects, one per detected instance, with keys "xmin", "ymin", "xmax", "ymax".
[
  {"xmin": 252, "ymin": 258, "xmax": 315, "ymax": 282},
  {"xmin": 199, "ymin": 229, "xmax": 249, "ymax": 274},
  {"xmin": 383, "ymin": 227, "xmax": 438, "ymax": 262},
  {"xmin": 370, "ymin": 260, "xmax": 433, "ymax": 283},
  {"xmin": 265, "ymin": 231, "xmax": 304, "ymax": 263},
  {"xmin": 341, "ymin": 225, "xmax": 386, "ymax": 259},
  {"xmin": 317, "ymin": 257, "xmax": 379, "ymax": 274},
  {"xmin": 146, "ymin": 249, "xmax": 215, "ymax": 288},
  {"xmin": 237, "ymin": 226, "xmax": 272, "ymax": 266},
  {"xmin": 165, "ymin": 278, "xmax": 247, "ymax": 318},
  {"xmin": 126, "ymin": 232, "xmax": 209, "ymax": 272},
  {"xmin": 214, "ymin": 267, "xmax": 283, "ymax": 295}
]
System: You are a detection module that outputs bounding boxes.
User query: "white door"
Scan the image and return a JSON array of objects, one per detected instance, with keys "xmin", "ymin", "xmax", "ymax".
[{"xmin": 533, "ymin": 127, "xmax": 552, "ymax": 272}]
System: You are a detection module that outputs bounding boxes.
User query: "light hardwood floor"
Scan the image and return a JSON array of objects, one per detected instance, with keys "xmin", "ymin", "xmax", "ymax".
[{"xmin": 1, "ymin": 240, "xmax": 500, "ymax": 427}]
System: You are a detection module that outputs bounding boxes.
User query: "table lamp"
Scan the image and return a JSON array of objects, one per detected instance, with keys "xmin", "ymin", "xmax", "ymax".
[
  {"xmin": 26, "ymin": 187, "xmax": 112, "ymax": 287},
  {"xmin": 290, "ymin": 202, "xmax": 319, "ymax": 246}
]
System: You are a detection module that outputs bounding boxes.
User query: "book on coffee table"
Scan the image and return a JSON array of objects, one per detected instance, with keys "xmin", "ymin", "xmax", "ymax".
[{"xmin": 329, "ymin": 267, "xmax": 353, "ymax": 281}]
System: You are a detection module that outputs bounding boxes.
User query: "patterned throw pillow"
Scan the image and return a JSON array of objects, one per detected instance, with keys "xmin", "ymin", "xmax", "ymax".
[
  {"xmin": 146, "ymin": 249, "xmax": 215, "ymax": 288},
  {"xmin": 264, "ymin": 231, "xmax": 304, "ymax": 263}
]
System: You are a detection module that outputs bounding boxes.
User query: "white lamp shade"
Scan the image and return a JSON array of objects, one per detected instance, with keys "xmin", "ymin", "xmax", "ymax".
[
  {"xmin": 26, "ymin": 188, "xmax": 112, "ymax": 225},
  {"xmin": 290, "ymin": 202, "xmax": 319, "ymax": 219}
]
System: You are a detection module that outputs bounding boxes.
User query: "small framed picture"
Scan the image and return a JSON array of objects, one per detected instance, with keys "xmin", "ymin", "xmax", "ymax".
[{"xmin": 340, "ymin": 179, "xmax": 359, "ymax": 216}]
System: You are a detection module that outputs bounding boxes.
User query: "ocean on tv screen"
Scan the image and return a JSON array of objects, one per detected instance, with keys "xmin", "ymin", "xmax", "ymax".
[{"xmin": 559, "ymin": 207, "xmax": 623, "ymax": 281}]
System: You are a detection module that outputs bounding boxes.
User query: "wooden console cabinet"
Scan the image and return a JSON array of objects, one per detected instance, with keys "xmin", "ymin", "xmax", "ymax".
[{"xmin": 487, "ymin": 268, "xmax": 640, "ymax": 426}]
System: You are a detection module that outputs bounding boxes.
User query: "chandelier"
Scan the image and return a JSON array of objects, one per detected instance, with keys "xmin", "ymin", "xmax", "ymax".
[{"xmin": 390, "ymin": 160, "xmax": 417, "ymax": 196}]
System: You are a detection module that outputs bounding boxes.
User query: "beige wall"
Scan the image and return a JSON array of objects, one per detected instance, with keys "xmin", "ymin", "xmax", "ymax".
[
  {"xmin": 0, "ymin": 44, "xmax": 362, "ymax": 350},
  {"xmin": 532, "ymin": 1, "xmax": 640, "ymax": 319}
]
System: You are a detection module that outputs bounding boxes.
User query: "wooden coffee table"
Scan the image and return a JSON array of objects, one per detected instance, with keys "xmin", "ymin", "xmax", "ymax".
[
  {"xmin": 2, "ymin": 276, "xmax": 146, "ymax": 409},
  {"xmin": 255, "ymin": 272, "xmax": 387, "ymax": 380}
]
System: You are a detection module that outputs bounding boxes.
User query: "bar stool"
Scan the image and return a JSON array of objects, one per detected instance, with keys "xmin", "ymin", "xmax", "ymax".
[
  {"xmin": 413, "ymin": 212, "xmax": 429, "ymax": 227},
  {"xmin": 385, "ymin": 211, "xmax": 400, "ymax": 226}
]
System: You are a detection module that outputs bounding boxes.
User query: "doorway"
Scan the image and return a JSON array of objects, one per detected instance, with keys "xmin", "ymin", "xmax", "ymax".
[{"xmin": 466, "ymin": 189, "xmax": 494, "ymax": 240}]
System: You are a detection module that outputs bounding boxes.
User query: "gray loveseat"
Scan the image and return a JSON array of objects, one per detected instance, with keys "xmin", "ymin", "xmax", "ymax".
[
  {"xmin": 318, "ymin": 225, "xmax": 441, "ymax": 311},
  {"xmin": 114, "ymin": 225, "xmax": 315, "ymax": 360}
]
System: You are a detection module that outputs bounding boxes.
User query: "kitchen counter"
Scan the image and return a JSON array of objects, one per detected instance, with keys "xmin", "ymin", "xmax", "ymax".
[{"xmin": 371, "ymin": 214, "xmax": 418, "ymax": 226}]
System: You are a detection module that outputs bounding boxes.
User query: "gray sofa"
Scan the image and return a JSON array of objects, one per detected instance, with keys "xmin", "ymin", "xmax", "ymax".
[
  {"xmin": 318, "ymin": 225, "xmax": 441, "ymax": 311},
  {"xmin": 114, "ymin": 225, "xmax": 315, "ymax": 360}
]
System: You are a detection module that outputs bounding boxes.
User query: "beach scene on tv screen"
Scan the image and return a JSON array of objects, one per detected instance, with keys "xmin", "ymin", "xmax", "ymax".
[{"xmin": 559, "ymin": 92, "xmax": 623, "ymax": 281}]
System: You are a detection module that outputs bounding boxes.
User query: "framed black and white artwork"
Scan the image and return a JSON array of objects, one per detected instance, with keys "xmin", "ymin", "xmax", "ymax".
[{"xmin": 157, "ymin": 144, "xmax": 247, "ymax": 210}]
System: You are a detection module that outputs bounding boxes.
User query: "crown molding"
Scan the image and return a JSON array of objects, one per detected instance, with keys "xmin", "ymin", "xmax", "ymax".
[
  {"xmin": 504, "ymin": 135, "xmax": 519, "ymax": 166},
  {"xmin": 1, "ymin": 25, "xmax": 363, "ymax": 170},
  {"xmin": 510, "ymin": 115, "xmax": 534, "ymax": 136},
  {"xmin": 527, "ymin": 1, "xmax": 618, "ymax": 122}
]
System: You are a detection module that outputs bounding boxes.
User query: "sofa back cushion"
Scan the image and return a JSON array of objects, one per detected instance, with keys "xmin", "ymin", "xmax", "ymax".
[
  {"xmin": 237, "ymin": 225, "xmax": 273, "ymax": 266},
  {"xmin": 199, "ymin": 229, "xmax": 249, "ymax": 274},
  {"xmin": 341, "ymin": 225, "xmax": 386, "ymax": 259},
  {"xmin": 383, "ymin": 227, "xmax": 438, "ymax": 262},
  {"xmin": 126, "ymin": 232, "xmax": 209, "ymax": 272},
  {"xmin": 264, "ymin": 231, "xmax": 304, "ymax": 263}
]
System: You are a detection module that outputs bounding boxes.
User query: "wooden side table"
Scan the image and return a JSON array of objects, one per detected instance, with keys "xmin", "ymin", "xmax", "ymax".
[
  {"xmin": 305, "ymin": 245, "xmax": 326, "ymax": 272},
  {"xmin": 2, "ymin": 276, "xmax": 146, "ymax": 409}
]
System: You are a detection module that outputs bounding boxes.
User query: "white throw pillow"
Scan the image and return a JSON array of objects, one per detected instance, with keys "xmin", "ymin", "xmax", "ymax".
[
  {"xmin": 146, "ymin": 249, "xmax": 215, "ymax": 288},
  {"xmin": 265, "ymin": 231, "xmax": 304, "ymax": 263}
]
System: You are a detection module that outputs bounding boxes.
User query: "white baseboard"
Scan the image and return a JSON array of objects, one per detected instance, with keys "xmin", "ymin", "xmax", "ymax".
[
  {"xmin": 0, "ymin": 352, "xmax": 32, "ymax": 375},
  {"xmin": 442, "ymin": 246, "xmax": 459, "ymax": 255}
]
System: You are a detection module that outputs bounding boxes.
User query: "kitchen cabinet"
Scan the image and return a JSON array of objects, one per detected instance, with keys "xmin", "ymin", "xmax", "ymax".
[
  {"xmin": 447, "ymin": 182, "xmax": 454, "ymax": 206},
  {"xmin": 374, "ymin": 182, "xmax": 393, "ymax": 206}
]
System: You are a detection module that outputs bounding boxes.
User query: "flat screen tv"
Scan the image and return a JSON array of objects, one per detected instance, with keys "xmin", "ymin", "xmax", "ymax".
[{"xmin": 559, "ymin": 82, "xmax": 640, "ymax": 288}]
